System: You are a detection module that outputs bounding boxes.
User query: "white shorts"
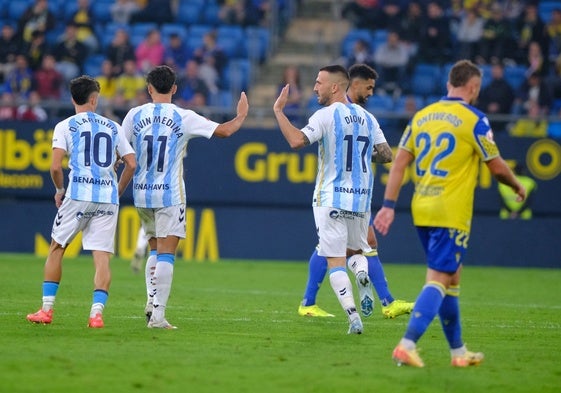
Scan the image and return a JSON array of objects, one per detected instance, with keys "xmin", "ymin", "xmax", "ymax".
[
  {"xmin": 313, "ymin": 206, "xmax": 372, "ymax": 258},
  {"xmin": 137, "ymin": 204, "xmax": 186, "ymax": 239},
  {"xmin": 51, "ymin": 198, "xmax": 118, "ymax": 253}
]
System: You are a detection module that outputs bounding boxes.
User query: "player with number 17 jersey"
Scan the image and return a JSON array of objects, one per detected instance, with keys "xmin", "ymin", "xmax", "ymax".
[
  {"xmin": 122, "ymin": 103, "xmax": 219, "ymax": 208},
  {"xmin": 52, "ymin": 112, "xmax": 133, "ymax": 204},
  {"xmin": 302, "ymin": 102, "xmax": 386, "ymax": 213}
]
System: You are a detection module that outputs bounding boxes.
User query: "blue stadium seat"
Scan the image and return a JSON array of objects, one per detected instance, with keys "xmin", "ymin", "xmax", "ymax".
[
  {"xmin": 480, "ymin": 64, "xmax": 493, "ymax": 88},
  {"xmin": 209, "ymin": 90, "xmax": 234, "ymax": 109},
  {"xmin": 217, "ymin": 26, "xmax": 245, "ymax": 58},
  {"xmin": 91, "ymin": 2, "xmax": 112, "ymax": 25},
  {"xmin": 161, "ymin": 23, "xmax": 188, "ymax": 42},
  {"xmin": 503, "ymin": 65, "xmax": 527, "ymax": 91},
  {"xmin": 175, "ymin": 2, "xmax": 203, "ymax": 25},
  {"xmin": 99, "ymin": 23, "xmax": 129, "ymax": 50},
  {"xmin": 83, "ymin": 54, "xmax": 105, "ymax": 77},
  {"xmin": 8, "ymin": 1, "xmax": 31, "ymax": 21},
  {"xmin": 202, "ymin": 3, "xmax": 221, "ymax": 26},
  {"xmin": 340, "ymin": 29, "xmax": 372, "ymax": 58},
  {"xmin": 306, "ymin": 94, "xmax": 322, "ymax": 116},
  {"xmin": 371, "ymin": 29, "xmax": 388, "ymax": 51},
  {"xmin": 411, "ymin": 63, "xmax": 441, "ymax": 97},
  {"xmin": 223, "ymin": 59, "xmax": 251, "ymax": 92},
  {"xmin": 188, "ymin": 24, "xmax": 214, "ymax": 41},
  {"xmin": 245, "ymin": 26, "xmax": 270, "ymax": 63},
  {"xmin": 539, "ymin": 1, "xmax": 559, "ymax": 24},
  {"xmin": 547, "ymin": 121, "xmax": 561, "ymax": 139},
  {"xmin": 365, "ymin": 93, "xmax": 394, "ymax": 113},
  {"xmin": 394, "ymin": 95, "xmax": 424, "ymax": 113}
]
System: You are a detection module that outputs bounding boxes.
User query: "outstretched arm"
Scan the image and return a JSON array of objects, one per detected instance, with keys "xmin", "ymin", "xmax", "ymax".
[
  {"xmin": 273, "ymin": 84, "xmax": 310, "ymax": 150},
  {"xmin": 213, "ymin": 92, "xmax": 249, "ymax": 138}
]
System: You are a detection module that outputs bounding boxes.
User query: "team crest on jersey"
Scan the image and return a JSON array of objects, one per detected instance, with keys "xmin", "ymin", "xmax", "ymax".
[{"xmin": 329, "ymin": 210, "xmax": 339, "ymax": 218}]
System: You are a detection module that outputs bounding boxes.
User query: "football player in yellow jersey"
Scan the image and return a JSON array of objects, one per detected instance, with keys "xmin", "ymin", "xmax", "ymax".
[{"xmin": 374, "ymin": 59, "xmax": 526, "ymax": 368}]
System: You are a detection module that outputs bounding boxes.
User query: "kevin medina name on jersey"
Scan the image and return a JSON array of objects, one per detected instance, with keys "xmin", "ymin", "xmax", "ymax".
[
  {"xmin": 132, "ymin": 115, "xmax": 184, "ymax": 138},
  {"xmin": 134, "ymin": 183, "xmax": 170, "ymax": 191},
  {"xmin": 73, "ymin": 176, "xmax": 114, "ymax": 186}
]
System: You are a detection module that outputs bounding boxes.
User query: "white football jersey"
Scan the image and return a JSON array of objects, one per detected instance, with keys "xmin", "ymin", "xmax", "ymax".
[
  {"xmin": 52, "ymin": 111, "xmax": 134, "ymax": 204},
  {"xmin": 122, "ymin": 103, "xmax": 218, "ymax": 208},
  {"xmin": 301, "ymin": 102, "xmax": 386, "ymax": 212}
]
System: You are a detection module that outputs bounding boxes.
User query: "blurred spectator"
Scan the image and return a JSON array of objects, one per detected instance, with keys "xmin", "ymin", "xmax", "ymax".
[
  {"xmin": 244, "ymin": 0, "xmax": 271, "ymax": 27},
  {"xmin": 0, "ymin": 92, "xmax": 17, "ymax": 120},
  {"xmin": 22, "ymin": 30, "xmax": 48, "ymax": 72},
  {"xmin": 0, "ymin": 24, "xmax": 20, "ymax": 84},
  {"xmin": 398, "ymin": 1, "xmax": 424, "ymax": 58},
  {"xmin": 17, "ymin": 0, "xmax": 56, "ymax": 44},
  {"xmin": 33, "ymin": 54, "xmax": 63, "ymax": 100},
  {"xmin": 525, "ymin": 40, "xmax": 547, "ymax": 77},
  {"xmin": 16, "ymin": 90, "xmax": 47, "ymax": 121},
  {"xmin": 341, "ymin": 0, "xmax": 381, "ymax": 30},
  {"xmin": 508, "ymin": 99, "xmax": 548, "ymax": 137},
  {"xmin": 373, "ymin": 30, "xmax": 411, "ymax": 95},
  {"xmin": 455, "ymin": 8, "xmax": 484, "ymax": 62},
  {"xmin": 545, "ymin": 8, "xmax": 561, "ymax": 70},
  {"xmin": 96, "ymin": 59, "xmax": 118, "ymax": 105},
  {"xmin": 417, "ymin": 1, "xmax": 452, "ymax": 65},
  {"xmin": 130, "ymin": 0, "xmax": 174, "ymax": 25},
  {"xmin": 277, "ymin": 65, "xmax": 303, "ymax": 125},
  {"xmin": 135, "ymin": 29, "xmax": 165, "ymax": 73},
  {"xmin": 194, "ymin": 31, "xmax": 228, "ymax": 77},
  {"xmin": 114, "ymin": 59, "xmax": 145, "ymax": 107},
  {"xmin": 105, "ymin": 28, "xmax": 135, "ymax": 76},
  {"xmin": 514, "ymin": 3, "xmax": 548, "ymax": 64},
  {"xmin": 501, "ymin": 0, "xmax": 526, "ymax": 22},
  {"xmin": 164, "ymin": 33, "xmax": 193, "ymax": 73},
  {"xmin": 67, "ymin": 0, "xmax": 99, "ymax": 54},
  {"xmin": 3, "ymin": 54, "xmax": 34, "ymax": 101},
  {"xmin": 477, "ymin": 62, "xmax": 515, "ymax": 115},
  {"xmin": 378, "ymin": 0, "xmax": 403, "ymax": 30},
  {"xmin": 479, "ymin": 4, "xmax": 515, "ymax": 64},
  {"xmin": 52, "ymin": 23, "xmax": 89, "ymax": 84},
  {"xmin": 346, "ymin": 38, "xmax": 375, "ymax": 69},
  {"xmin": 110, "ymin": 0, "xmax": 140, "ymax": 25},
  {"xmin": 513, "ymin": 71, "xmax": 553, "ymax": 115},
  {"xmin": 219, "ymin": 0, "xmax": 245, "ymax": 25},
  {"xmin": 175, "ymin": 59, "xmax": 210, "ymax": 108},
  {"xmin": 396, "ymin": 94, "xmax": 420, "ymax": 130}
]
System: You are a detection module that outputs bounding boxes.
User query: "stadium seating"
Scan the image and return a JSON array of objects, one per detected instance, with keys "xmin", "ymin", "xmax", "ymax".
[
  {"xmin": 539, "ymin": 1, "xmax": 559, "ymax": 23},
  {"xmin": 202, "ymin": 3, "xmax": 221, "ymax": 26},
  {"xmin": 503, "ymin": 65, "xmax": 527, "ymax": 91},
  {"xmin": 394, "ymin": 95, "xmax": 424, "ymax": 113},
  {"xmin": 245, "ymin": 26, "xmax": 271, "ymax": 63},
  {"xmin": 83, "ymin": 54, "xmax": 105, "ymax": 77},
  {"xmin": 217, "ymin": 25, "xmax": 245, "ymax": 58},
  {"xmin": 411, "ymin": 63, "xmax": 441, "ymax": 97},
  {"xmin": 223, "ymin": 59, "xmax": 252, "ymax": 92},
  {"xmin": 7, "ymin": 1, "xmax": 30, "ymax": 21},
  {"xmin": 340, "ymin": 29, "xmax": 372, "ymax": 58},
  {"xmin": 91, "ymin": 2, "xmax": 112, "ymax": 25},
  {"xmin": 175, "ymin": 2, "xmax": 203, "ymax": 26},
  {"xmin": 161, "ymin": 23, "xmax": 188, "ymax": 42}
]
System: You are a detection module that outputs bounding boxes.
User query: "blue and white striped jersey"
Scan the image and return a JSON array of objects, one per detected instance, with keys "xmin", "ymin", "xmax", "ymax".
[
  {"xmin": 301, "ymin": 102, "xmax": 386, "ymax": 212},
  {"xmin": 52, "ymin": 111, "xmax": 133, "ymax": 204},
  {"xmin": 122, "ymin": 102, "xmax": 218, "ymax": 208}
]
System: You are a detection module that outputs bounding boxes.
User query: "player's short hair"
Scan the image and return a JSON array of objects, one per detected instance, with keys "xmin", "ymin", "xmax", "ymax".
[
  {"xmin": 349, "ymin": 63, "xmax": 378, "ymax": 81},
  {"xmin": 320, "ymin": 64, "xmax": 349, "ymax": 82},
  {"xmin": 147, "ymin": 65, "xmax": 176, "ymax": 94},
  {"xmin": 448, "ymin": 60, "xmax": 482, "ymax": 88},
  {"xmin": 70, "ymin": 75, "xmax": 100, "ymax": 105}
]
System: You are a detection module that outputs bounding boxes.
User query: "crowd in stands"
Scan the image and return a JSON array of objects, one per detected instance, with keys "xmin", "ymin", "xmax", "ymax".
[
  {"xmin": 338, "ymin": 0, "xmax": 561, "ymax": 135},
  {"xmin": 0, "ymin": 0, "xmax": 276, "ymax": 121}
]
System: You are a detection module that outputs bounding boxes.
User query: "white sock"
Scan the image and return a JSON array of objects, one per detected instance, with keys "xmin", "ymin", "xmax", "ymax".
[
  {"xmin": 42, "ymin": 296, "xmax": 55, "ymax": 311},
  {"xmin": 90, "ymin": 302, "xmax": 104, "ymax": 317},
  {"xmin": 347, "ymin": 254, "xmax": 368, "ymax": 275},
  {"xmin": 145, "ymin": 253, "xmax": 157, "ymax": 305},
  {"xmin": 152, "ymin": 261, "xmax": 174, "ymax": 321},
  {"xmin": 400, "ymin": 338, "xmax": 417, "ymax": 350},
  {"xmin": 329, "ymin": 268, "xmax": 357, "ymax": 319}
]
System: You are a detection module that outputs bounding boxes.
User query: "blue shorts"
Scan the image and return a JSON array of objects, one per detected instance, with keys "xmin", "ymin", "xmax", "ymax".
[{"xmin": 416, "ymin": 227, "xmax": 469, "ymax": 273}]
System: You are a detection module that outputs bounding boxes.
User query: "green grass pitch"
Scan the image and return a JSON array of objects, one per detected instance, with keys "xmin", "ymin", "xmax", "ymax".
[{"xmin": 2, "ymin": 253, "xmax": 560, "ymax": 393}]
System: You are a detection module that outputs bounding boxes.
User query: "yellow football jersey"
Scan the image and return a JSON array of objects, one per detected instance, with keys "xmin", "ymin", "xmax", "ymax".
[{"xmin": 399, "ymin": 97, "xmax": 500, "ymax": 232}]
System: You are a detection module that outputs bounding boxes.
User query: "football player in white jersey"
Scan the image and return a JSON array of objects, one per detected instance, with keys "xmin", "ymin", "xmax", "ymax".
[
  {"xmin": 297, "ymin": 64, "xmax": 414, "ymax": 320},
  {"xmin": 122, "ymin": 65, "xmax": 248, "ymax": 329},
  {"xmin": 27, "ymin": 75, "xmax": 136, "ymax": 328},
  {"xmin": 274, "ymin": 65, "xmax": 386, "ymax": 334}
]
